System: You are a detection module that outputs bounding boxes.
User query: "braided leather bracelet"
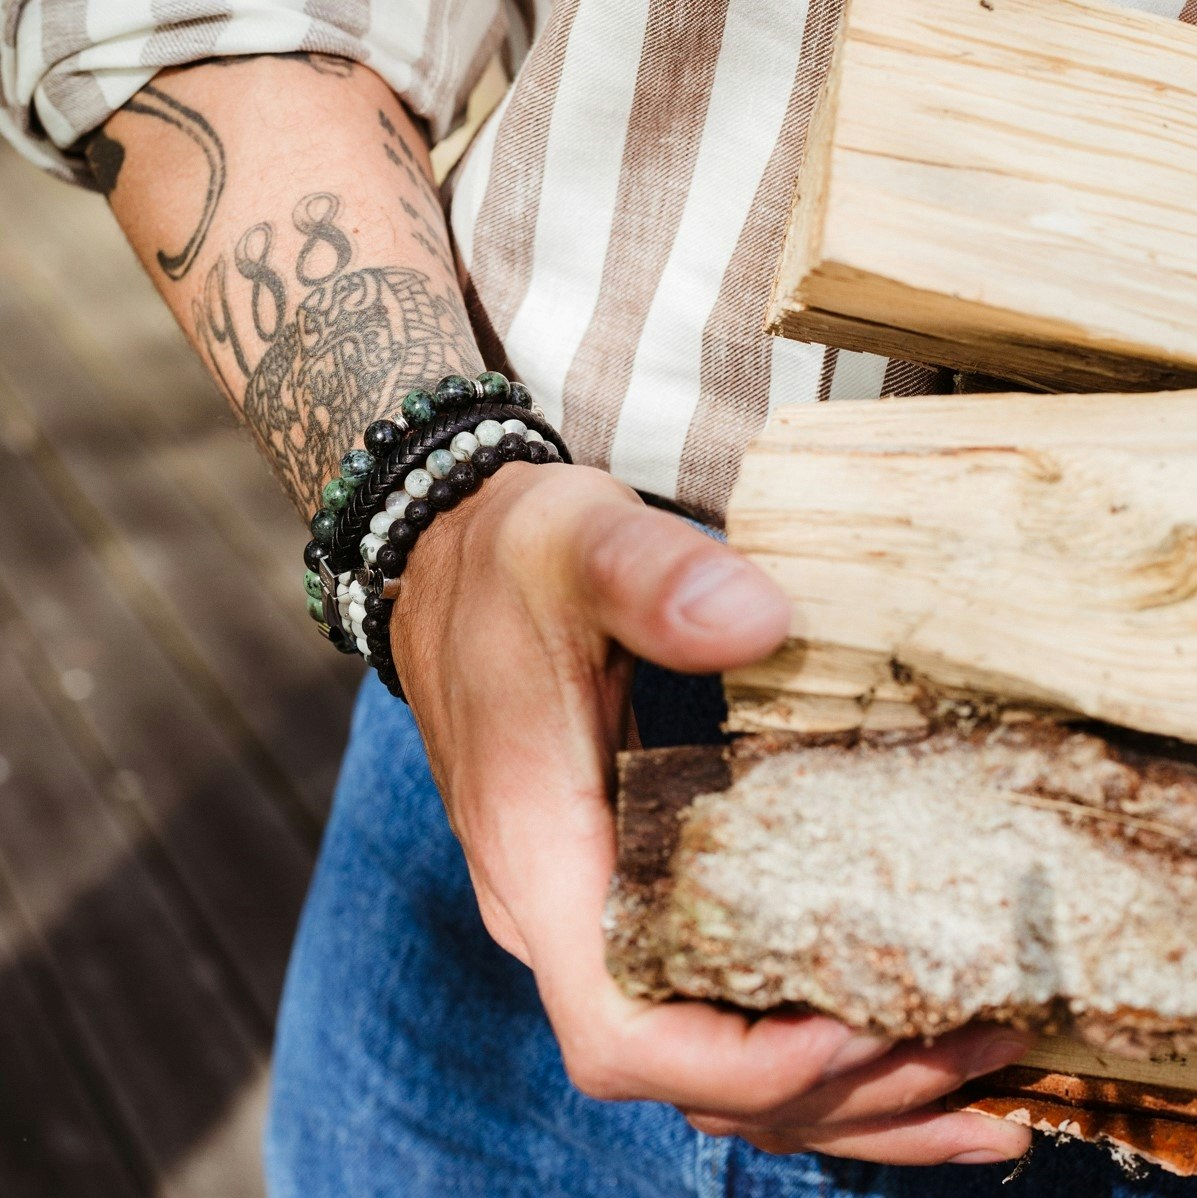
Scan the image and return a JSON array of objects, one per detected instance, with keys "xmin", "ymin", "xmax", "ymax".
[
  {"xmin": 328, "ymin": 402, "xmax": 570, "ymax": 573},
  {"xmin": 300, "ymin": 377, "xmax": 571, "ymax": 697},
  {"xmin": 351, "ymin": 415, "xmax": 566, "ymax": 699}
]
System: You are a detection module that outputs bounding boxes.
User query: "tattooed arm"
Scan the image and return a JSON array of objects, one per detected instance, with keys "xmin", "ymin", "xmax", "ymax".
[
  {"xmin": 96, "ymin": 55, "xmax": 480, "ymax": 515},
  {"xmin": 94, "ymin": 56, "xmax": 1031, "ymax": 1171}
]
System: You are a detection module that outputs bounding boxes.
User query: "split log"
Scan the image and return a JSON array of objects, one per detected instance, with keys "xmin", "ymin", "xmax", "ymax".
[
  {"xmin": 723, "ymin": 392, "xmax": 1197, "ymax": 744},
  {"xmin": 767, "ymin": 0, "xmax": 1197, "ymax": 392},
  {"xmin": 605, "ymin": 727, "xmax": 1197, "ymax": 1174}
]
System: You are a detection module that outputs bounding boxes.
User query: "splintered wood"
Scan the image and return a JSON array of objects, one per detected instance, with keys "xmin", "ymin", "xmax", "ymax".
[
  {"xmin": 722, "ymin": 392, "xmax": 1197, "ymax": 743},
  {"xmin": 768, "ymin": 0, "xmax": 1197, "ymax": 391}
]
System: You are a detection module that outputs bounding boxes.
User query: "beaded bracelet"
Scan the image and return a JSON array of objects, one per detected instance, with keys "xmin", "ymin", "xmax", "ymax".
[
  {"xmin": 299, "ymin": 372, "xmax": 571, "ymax": 697},
  {"xmin": 344, "ymin": 412, "xmax": 567, "ymax": 698},
  {"xmin": 305, "ymin": 371, "xmax": 536, "ymax": 567}
]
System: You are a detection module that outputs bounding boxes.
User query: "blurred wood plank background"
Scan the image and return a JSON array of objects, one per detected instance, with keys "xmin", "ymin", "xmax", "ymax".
[{"xmin": 0, "ymin": 139, "xmax": 361, "ymax": 1196}]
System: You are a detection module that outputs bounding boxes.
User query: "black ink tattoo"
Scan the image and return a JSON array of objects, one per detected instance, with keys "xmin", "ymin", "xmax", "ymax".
[
  {"xmin": 234, "ymin": 223, "xmax": 288, "ymax": 342},
  {"xmin": 243, "ymin": 267, "xmax": 481, "ymax": 504},
  {"xmin": 85, "ymin": 129, "xmax": 125, "ymax": 196},
  {"xmin": 292, "ymin": 193, "xmax": 354, "ymax": 287},
  {"xmin": 194, "ymin": 191, "xmax": 480, "ymax": 509},
  {"xmin": 201, "ymin": 255, "xmax": 251, "ymax": 379},
  {"xmin": 378, "ymin": 112, "xmax": 458, "ymax": 275},
  {"xmin": 122, "ymin": 85, "xmax": 226, "ymax": 281}
]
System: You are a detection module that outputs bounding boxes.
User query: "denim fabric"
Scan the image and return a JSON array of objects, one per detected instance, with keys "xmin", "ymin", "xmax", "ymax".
[{"xmin": 265, "ymin": 671, "xmax": 1195, "ymax": 1197}]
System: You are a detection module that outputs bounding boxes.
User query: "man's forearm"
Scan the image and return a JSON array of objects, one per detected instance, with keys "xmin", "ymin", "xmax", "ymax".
[{"xmin": 95, "ymin": 55, "xmax": 482, "ymax": 516}]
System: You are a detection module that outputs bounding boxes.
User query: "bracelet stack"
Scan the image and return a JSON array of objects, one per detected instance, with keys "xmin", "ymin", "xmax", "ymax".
[{"xmin": 300, "ymin": 371, "xmax": 571, "ymax": 699}]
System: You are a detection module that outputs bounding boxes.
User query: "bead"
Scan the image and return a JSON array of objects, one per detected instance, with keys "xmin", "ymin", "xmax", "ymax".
[
  {"xmin": 356, "ymin": 635, "xmax": 370, "ymax": 656},
  {"xmin": 404, "ymin": 468, "xmax": 433, "ymax": 499},
  {"xmin": 447, "ymin": 460, "xmax": 478, "ymax": 495},
  {"xmin": 527, "ymin": 441, "xmax": 550, "ymax": 465},
  {"xmin": 401, "ymin": 389, "xmax": 435, "ymax": 426},
  {"xmin": 347, "ymin": 600, "xmax": 367, "ymax": 624},
  {"xmin": 509, "ymin": 381, "xmax": 532, "ymax": 408},
  {"xmin": 385, "ymin": 490, "xmax": 411, "ymax": 519},
  {"xmin": 364, "ymin": 419, "xmax": 400, "ymax": 456},
  {"xmin": 473, "ymin": 445, "xmax": 501, "ymax": 477},
  {"xmin": 331, "ymin": 629, "xmax": 358, "ymax": 654},
  {"xmin": 303, "ymin": 539, "xmax": 329, "ymax": 572},
  {"xmin": 370, "ymin": 510, "xmax": 396, "ymax": 538},
  {"xmin": 405, "ymin": 499, "xmax": 433, "ymax": 530},
  {"xmin": 543, "ymin": 442, "xmax": 561, "ymax": 462},
  {"xmin": 303, "ymin": 570, "xmax": 323, "ymax": 600},
  {"xmin": 475, "ymin": 419, "xmax": 504, "ymax": 447},
  {"xmin": 435, "ymin": 374, "xmax": 476, "ymax": 409},
  {"xmin": 340, "ymin": 448, "xmax": 375, "ymax": 483},
  {"xmin": 428, "ymin": 479, "xmax": 457, "ymax": 511},
  {"xmin": 376, "ymin": 544, "xmax": 403, "ymax": 576},
  {"xmin": 388, "ymin": 519, "xmax": 419, "ymax": 550},
  {"xmin": 450, "ymin": 431, "xmax": 480, "ymax": 461},
  {"xmin": 524, "ymin": 429, "xmax": 544, "ymax": 443},
  {"xmin": 365, "ymin": 593, "xmax": 389, "ymax": 616},
  {"xmin": 501, "ymin": 418, "xmax": 528, "ymax": 438},
  {"xmin": 306, "ymin": 596, "xmax": 324, "ymax": 621},
  {"xmin": 310, "ymin": 508, "xmax": 337, "ymax": 544},
  {"xmin": 360, "ymin": 533, "xmax": 386, "ymax": 563},
  {"xmin": 375, "ymin": 662, "xmax": 398, "ymax": 686},
  {"xmin": 476, "ymin": 370, "xmax": 511, "ymax": 401},
  {"xmin": 322, "ymin": 477, "xmax": 352, "ymax": 510},
  {"xmin": 497, "ymin": 432, "xmax": 530, "ymax": 462},
  {"xmin": 426, "ymin": 448, "xmax": 455, "ymax": 479}
]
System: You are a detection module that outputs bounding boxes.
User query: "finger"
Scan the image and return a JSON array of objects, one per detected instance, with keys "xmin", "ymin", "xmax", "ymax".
[
  {"xmin": 566, "ymin": 501, "xmax": 791, "ymax": 674},
  {"xmin": 516, "ymin": 810, "xmax": 886, "ymax": 1115},
  {"xmin": 698, "ymin": 1109, "xmax": 1032, "ymax": 1167},
  {"xmin": 752, "ymin": 1023, "xmax": 1034, "ymax": 1127}
]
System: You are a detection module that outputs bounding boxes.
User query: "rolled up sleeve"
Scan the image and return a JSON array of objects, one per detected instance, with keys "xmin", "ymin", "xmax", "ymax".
[{"xmin": 0, "ymin": 0, "xmax": 506, "ymax": 186}]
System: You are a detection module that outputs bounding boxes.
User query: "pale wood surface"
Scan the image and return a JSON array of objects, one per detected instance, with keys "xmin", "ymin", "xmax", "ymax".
[
  {"xmin": 769, "ymin": 0, "xmax": 1197, "ymax": 392},
  {"xmin": 0, "ymin": 140, "xmax": 360, "ymax": 1194},
  {"xmin": 724, "ymin": 392, "xmax": 1197, "ymax": 742}
]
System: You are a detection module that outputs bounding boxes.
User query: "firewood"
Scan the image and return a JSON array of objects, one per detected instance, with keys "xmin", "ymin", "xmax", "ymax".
[
  {"xmin": 722, "ymin": 392, "xmax": 1197, "ymax": 744},
  {"xmin": 767, "ymin": 0, "xmax": 1197, "ymax": 392},
  {"xmin": 604, "ymin": 727, "xmax": 1197, "ymax": 1174}
]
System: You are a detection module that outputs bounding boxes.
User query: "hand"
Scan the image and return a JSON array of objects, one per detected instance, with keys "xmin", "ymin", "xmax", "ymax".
[{"xmin": 391, "ymin": 462, "xmax": 1032, "ymax": 1166}]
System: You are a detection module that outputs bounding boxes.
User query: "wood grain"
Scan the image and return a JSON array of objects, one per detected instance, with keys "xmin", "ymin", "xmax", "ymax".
[
  {"xmin": 723, "ymin": 392, "xmax": 1197, "ymax": 743},
  {"xmin": 768, "ymin": 0, "xmax": 1197, "ymax": 392}
]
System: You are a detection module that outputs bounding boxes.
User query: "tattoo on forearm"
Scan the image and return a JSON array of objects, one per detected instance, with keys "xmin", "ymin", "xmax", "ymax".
[
  {"xmin": 193, "ymin": 189, "xmax": 480, "ymax": 508},
  {"xmin": 118, "ymin": 85, "xmax": 227, "ymax": 281},
  {"xmin": 85, "ymin": 129, "xmax": 125, "ymax": 196},
  {"xmin": 379, "ymin": 114, "xmax": 457, "ymax": 276}
]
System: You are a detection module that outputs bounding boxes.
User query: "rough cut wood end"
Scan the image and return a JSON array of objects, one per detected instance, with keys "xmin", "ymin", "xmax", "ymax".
[{"xmin": 604, "ymin": 724, "xmax": 1197, "ymax": 1173}]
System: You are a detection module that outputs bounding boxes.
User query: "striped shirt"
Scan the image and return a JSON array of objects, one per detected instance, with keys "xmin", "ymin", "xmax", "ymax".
[{"xmin": 4, "ymin": 0, "xmax": 1195, "ymax": 522}]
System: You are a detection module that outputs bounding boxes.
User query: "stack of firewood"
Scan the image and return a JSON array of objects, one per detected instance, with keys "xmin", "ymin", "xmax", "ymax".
[{"xmin": 604, "ymin": 0, "xmax": 1197, "ymax": 1175}]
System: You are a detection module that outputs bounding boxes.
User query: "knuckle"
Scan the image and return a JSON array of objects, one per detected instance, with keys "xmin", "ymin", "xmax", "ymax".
[
  {"xmin": 685, "ymin": 1115, "xmax": 740, "ymax": 1138},
  {"xmin": 561, "ymin": 1047, "xmax": 626, "ymax": 1102}
]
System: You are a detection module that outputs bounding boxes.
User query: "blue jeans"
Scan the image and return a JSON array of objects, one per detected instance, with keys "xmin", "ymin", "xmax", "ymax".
[{"xmin": 265, "ymin": 669, "xmax": 1193, "ymax": 1197}]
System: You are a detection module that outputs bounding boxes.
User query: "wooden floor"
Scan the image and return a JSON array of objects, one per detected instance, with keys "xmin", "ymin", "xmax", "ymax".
[{"xmin": 0, "ymin": 143, "xmax": 361, "ymax": 1195}]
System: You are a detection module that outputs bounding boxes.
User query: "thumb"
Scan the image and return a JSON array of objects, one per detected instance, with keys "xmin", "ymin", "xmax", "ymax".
[{"xmin": 570, "ymin": 502, "xmax": 791, "ymax": 674}]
